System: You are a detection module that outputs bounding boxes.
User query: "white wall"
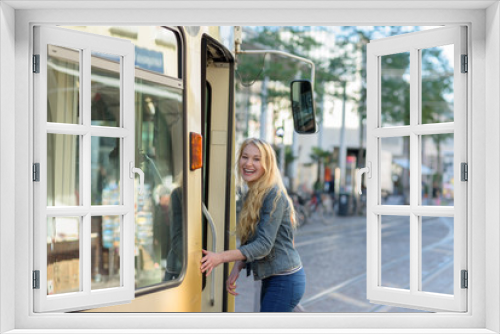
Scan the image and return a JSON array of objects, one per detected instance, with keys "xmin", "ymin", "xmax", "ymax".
[
  {"xmin": 0, "ymin": 2, "xmax": 16, "ymax": 333},
  {"xmin": 486, "ymin": 2, "xmax": 500, "ymax": 333}
]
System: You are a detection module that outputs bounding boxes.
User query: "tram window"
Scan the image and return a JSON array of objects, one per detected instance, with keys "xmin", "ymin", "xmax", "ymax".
[
  {"xmin": 65, "ymin": 26, "xmax": 181, "ymax": 79},
  {"xmin": 60, "ymin": 26, "xmax": 186, "ymax": 290},
  {"xmin": 134, "ymin": 77, "xmax": 184, "ymax": 288}
]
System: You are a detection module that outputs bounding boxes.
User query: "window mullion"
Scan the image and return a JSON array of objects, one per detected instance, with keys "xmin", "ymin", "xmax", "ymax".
[
  {"xmin": 82, "ymin": 214, "xmax": 91, "ymax": 293},
  {"xmin": 82, "ymin": 47, "xmax": 92, "ymax": 294},
  {"xmin": 409, "ymin": 46, "xmax": 420, "ymax": 295}
]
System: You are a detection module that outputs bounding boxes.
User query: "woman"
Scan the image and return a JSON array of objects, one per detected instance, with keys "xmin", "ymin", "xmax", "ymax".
[{"xmin": 200, "ymin": 138, "xmax": 305, "ymax": 312}]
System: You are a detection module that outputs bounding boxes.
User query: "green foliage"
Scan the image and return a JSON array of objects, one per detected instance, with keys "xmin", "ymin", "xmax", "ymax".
[
  {"xmin": 309, "ymin": 146, "xmax": 331, "ymax": 164},
  {"xmin": 237, "ymin": 26, "xmax": 322, "ymax": 91},
  {"xmin": 237, "ymin": 26, "xmax": 456, "ymax": 155}
]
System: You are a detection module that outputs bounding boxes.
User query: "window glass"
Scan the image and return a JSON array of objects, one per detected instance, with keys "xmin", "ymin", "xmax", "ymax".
[
  {"xmin": 380, "ymin": 215, "xmax": 410, "ymax": 290},
  {"xmin": 421, "ymin": 216, "xmax": 454, "ymax": 294},
  {"xmin": 91, "ymin": 215, "xmax": 121, "ymax": 290},
  {"xmin": 47, "ymin": 216, "xmax": 80, "ymax": 295},
  {"xmin": 151, "ymin": 27, "xmax": 179, "ymax": 78},
  {"xmin": 421, "ymin": 134, "xmax": 454, "ymax": 206},
  {"xmin": 381, "ymin": 137, "xmax": 410, "ymax": 205},
  {"xmin": 91, "ymin": 52, "xmax": 121, "ymax": 127},
  {"xmin": 421, "ymin": 45, "xmax": 454, "ymax": 124},
  {"xmin": 91, "ymin": 137, "xmax": 121, "ymax": 205},
  {"xmin": 47, "ymin": 134, "xmax": 80, "ymax": 206},
  {"xmin": 134, "ymin": 77, "xmax": 184, "ymax": 288},
  {"xmin": 381, "ymin": 52, "xmax": 410, "ymax": 127},
  {"xmin": 47, "ymin": 45, "xmax": 80, "ymax": 124}
]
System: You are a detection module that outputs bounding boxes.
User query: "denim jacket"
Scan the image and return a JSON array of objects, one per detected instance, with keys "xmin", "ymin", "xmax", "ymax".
[{"xmin": 238, "ymin": 186, "xmax": 302, "ymax": 280}]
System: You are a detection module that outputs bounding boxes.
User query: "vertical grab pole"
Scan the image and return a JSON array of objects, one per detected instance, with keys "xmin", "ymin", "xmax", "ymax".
[{"xmin": 202, "ymin": 204, "xmax": 217, "ymax": 306}]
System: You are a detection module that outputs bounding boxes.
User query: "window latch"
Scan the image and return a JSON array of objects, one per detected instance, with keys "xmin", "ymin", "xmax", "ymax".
[
  {"xmin": 129, "ymin": 162, "xmax": 144, "ymax": 195},
  {"xmin": 356, "ymin": 162, "xmax": 371, "ymax": 195}
]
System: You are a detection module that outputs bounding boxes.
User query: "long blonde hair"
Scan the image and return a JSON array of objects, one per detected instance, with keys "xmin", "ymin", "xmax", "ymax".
[{"xmin": 236, "ymin": 138, "xmax": 296, "ymax": 245}]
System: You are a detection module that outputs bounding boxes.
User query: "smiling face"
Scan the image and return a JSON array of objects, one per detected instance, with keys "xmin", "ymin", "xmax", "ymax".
[{"xmin": 239, "ymin": 143, "xmax": 265, "ymax": 184}]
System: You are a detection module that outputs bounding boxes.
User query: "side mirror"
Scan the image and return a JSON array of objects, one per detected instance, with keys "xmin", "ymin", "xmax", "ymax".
[{"xmin": 290, "ymin": 80, "xmax": 317, "ymax": 134}]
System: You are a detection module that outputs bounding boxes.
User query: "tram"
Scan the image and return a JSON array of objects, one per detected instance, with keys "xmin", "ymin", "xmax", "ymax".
[{"xmin": 34, "ymin": 25, "xmax": 314, "ymax": 313}]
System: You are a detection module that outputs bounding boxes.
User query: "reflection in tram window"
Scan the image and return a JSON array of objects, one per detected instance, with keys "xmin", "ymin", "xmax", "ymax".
[
  {"xmin": 134, "ymin": 78, "xmax": 184, "ymax": 288},
  {"xmin": 164, "ymin": 186, "xmax": 183, "ymax": 281}
]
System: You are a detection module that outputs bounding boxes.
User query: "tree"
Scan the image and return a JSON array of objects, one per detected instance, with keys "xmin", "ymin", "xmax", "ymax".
[{"xmin": 309, "ymin": 146, "xmax": 332, "ymax": 190}]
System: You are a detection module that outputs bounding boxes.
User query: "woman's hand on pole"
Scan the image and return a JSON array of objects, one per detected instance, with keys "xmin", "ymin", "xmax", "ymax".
[{"xmin": 200, "ymin": 249, "xmax": 222, "ymax": 276}]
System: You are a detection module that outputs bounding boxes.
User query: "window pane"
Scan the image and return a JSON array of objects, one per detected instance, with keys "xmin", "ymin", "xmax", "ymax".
[
  {"xmin": 421, "ymin": 217, "xmax": 454, "ymax": 294},
  {"xmin": 91, "ymin": 215, "xmax": 121, "ymax": 290},
  {"xmin": 421, "ymin": 45, "xmax": 454, "ymax": 124},
  {"xmin": 381, "ymin": 137, "xmax": 410, "ymax": 205},
  {"xmin": 152, "ymin": 27, "xmax": 179, "ymax": 78},
  {"xmin": 134, "ymin": 78, "xmax": 184, "ymax": 288},
  {"xmin": 47, "ymin": 134, "xmax": 80, "ymax": 206},
  {"xmin": 91, "ymin": 52, "xmax": 121, "ymax": 127},
  {"xmin": 381, "ymin": 52, "xmax": 410, "ymax": 127},
  {"xmin": 47, "ymin": 217, "xmax": 80, "ymax": 295},
  {"xmin": 421, "ymin": 134, "xmax": 454, "ymax": 206},
  {"xmin": 381, "ymin": 215, "xmax": 410, "ymax": 290},
  {"xmin": 47, "ymin": 45, "xmax": 80, "ymax": 124},
  {"xmin": 91, "ymin": 137, "xmax": 121, "ymax": 205}
]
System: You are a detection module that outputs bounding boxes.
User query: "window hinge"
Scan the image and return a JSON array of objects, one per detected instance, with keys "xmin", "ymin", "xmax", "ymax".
[
  {"xmin": 461, "ymin": 270, "xmax": 468, "ymax": 289},
  {"xmin": 33, "ymin": 54, "xmax": 40, "ymax": 73},
  {"xmin": 461, "ymin": 54, "xmax": 468, "ymax": 73},
  {"xmin": 33, "ymin": 270, "xmax": 40, "ymax": 289},
  {"xmin": 461, "ymin": 163, "xmax": 468, "ymax": 181},
  {"xmin": 33, "ymin": 163, "xmax": 40, "ymax": 182}
]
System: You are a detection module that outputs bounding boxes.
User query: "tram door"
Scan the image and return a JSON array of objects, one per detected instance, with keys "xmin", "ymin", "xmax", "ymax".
[{"xmin": 200, "ymin": 36, "xmax": 236, "ymax": 312}]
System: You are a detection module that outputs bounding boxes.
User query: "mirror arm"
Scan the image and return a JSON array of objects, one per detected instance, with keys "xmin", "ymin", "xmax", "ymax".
[{"xmin": 236, "ymin": 49, "xmax": 315, "ymax": 90}]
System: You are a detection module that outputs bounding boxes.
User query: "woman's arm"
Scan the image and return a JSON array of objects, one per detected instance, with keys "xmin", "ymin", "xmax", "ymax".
[
  {"xmin": 200, "ymin": 249, "xmax": 246, "ymax": 276},
  {"xmin": 226, "ymin": 260, "xmax": 246, "ymax": 296},
  {"xmin": 238, "ymin": 189, "xmax": 285, "ymax": 262}
]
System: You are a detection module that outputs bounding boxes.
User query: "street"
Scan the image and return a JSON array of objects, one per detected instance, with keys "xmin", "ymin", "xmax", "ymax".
[{"xmin": 234, "ymin": 212, "xmax": 454, "ymax": 313}]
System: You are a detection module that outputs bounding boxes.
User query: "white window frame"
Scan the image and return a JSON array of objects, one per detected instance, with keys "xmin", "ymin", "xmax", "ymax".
[
  {"xmin": 1, "ymin": 3, "xmax": 497, "ymax": 333},
  {"xmin": 32, "ymin": 25, "xmax": 136, "ymax": 312},
  {"xmin": 365, "ymin": 26, "xmax": 468, "ymax": 312}
]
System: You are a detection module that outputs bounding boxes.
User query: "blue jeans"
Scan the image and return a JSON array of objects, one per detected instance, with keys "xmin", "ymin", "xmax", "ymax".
[{"xmin": 260, "ymin": 267, "xmax": 306, "ymax": 312}]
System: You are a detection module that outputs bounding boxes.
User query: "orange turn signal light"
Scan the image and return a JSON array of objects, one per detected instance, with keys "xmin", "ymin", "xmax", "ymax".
[{"xmin": 190, "ymin": 132, "xmax": 203, "ymax": 170}]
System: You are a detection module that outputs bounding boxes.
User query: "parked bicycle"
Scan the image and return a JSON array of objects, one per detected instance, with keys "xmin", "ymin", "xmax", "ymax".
[
  {"xmin": 307, "ymin": 192, "xmax": 335, "ymax": 224},
  {"xmin": 289, "ymin": 192, "xmax": 310, "ymax": 227}
]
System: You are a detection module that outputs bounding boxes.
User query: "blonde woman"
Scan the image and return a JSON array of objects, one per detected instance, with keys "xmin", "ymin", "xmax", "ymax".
[{"xmin": 200, "ymin": 138, "xmax": 305, "ymax": 312}]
